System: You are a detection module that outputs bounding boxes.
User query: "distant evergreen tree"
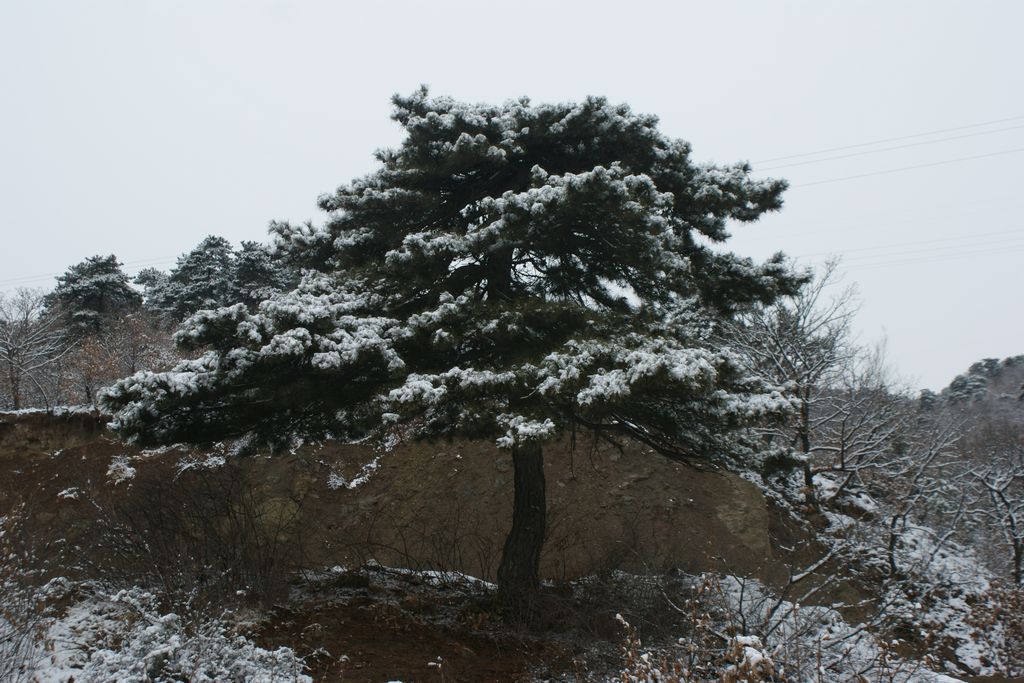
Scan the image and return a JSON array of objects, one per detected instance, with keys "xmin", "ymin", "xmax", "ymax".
[
  {"xmin": 46, "ymin": 255, "xmax": 141, "ymax": 334},
  {"xmin": 231, "ymin": 241, "xmax": 292, "ymax": 308},
  {"xmin": 134, "ymin": 267, "xmax": 169, "ymax": 294},
  {"xmin": 134, "ymin": 267, "xmax": 171, "ymax": 319},
  {"xmin": 970, "ymin": 358, "xmax": 1003, "ymax": 379},
  {"xmin": 946, "ymin": 372, "xmax": 990, "ymax": 403},
  {"xmin": 927, "ymin": 356, "xmax": 1024, "ymax": 407},
  {"xmin": 103, "ymin": 90, "xmax": 802, "ymax": 612},
  {"xmin": 918, "ymin": 389, "xmax": 940, "ymax": 411},
  {"xmin": 145, "ymin": 236, "xmax": 235, "ymax": 321}
]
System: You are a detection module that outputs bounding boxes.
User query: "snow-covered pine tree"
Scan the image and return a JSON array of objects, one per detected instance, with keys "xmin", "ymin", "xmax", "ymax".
[
  {"xmin": 45, "ymin": 255, "xmax": 142, "ymax": 335},
  {"xmin": 144, "ymin": 235, "xmax": 236, "ymax": 321},
  {"xmin": 231, "ymin": 240, "xmax": 294, "ymax": 308},
  {"xmin": 134, "ymin": 267, "xmax": 169, "ymax": 298},
  {"xmin": 102, "ymin": 90, "xmax": 802, "ymax": 612}
]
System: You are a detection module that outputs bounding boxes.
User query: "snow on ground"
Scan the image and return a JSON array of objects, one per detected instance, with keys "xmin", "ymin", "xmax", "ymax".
[
  {"xmin": 0, "ymin": 405, "xmax": 97, "ymax": 417},
  {"xmin": 5, "ymin": 561, "xmax": 995, "ymax": 682},
  {"xmin": 716, "ymin": 574, "xmax": 966, "ymax": 682},
  {"xmin": 174, "ymin": 452, "xmax": 227, "ymax": 475},
  {"xmin": 106, "ymin": 455, "xmax": 137, "ymax": 485},
  {"xmin": 56, "ymin": 487, "xmax": 81, "ymax": 500},
  {"xmin": 736, "ymin": 463, "xmax": 1002, "ymax": 678},
  {"xmin": 614, "ymin": 569, "xmax": 969, "ymax": 682},
  {"xmin": 327, "ymin": 454, "xmax": 381, "ymax": 490},
  {"xmin": 25, "ymin": 583, "xmax": 310, "ymax": 683},
  {"xmin": 364, "ymin": 561, "xmax": 498, "ymax": 590}
]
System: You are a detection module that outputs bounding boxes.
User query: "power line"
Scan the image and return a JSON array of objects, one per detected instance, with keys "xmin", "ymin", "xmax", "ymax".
[
  {"xmin": 794, "ymin": 228, "xmax": 1024, "ymax": 260},
  {"xmin": 763, "ymin": 191, "xmax": 1023, "ymax": 241},
  {"xmin": 0, "ymin": 255, "xmax": 178, "ymax": 288},
  {"xmin": 753, "ymin": 114, "xmax": 1024, "ymax": 164},
  {"xmin": 842, "ymin": 243, "xmax": 1024, "ymax": 271},
  {"xmin": 0, "ymin": 256, "xmax": 176, "ymax": 287},
  {"xmin": 759, "ymin": 124, "xmax": 1024, "ymax": 171},
  {"xmin": 788, "ymin": 231, "xmax": 1024, "ymax": 267},
  {"xmin": 792, "ymin": 147, "xmax": 1024, "ymax": 188},
  {"xmin": 6, "ymin": 116, "xmax": 1024, "ymax": 289},
  {"xmin": 840, "ymin": 237, "xmax": 1024, "ymax": 263}
]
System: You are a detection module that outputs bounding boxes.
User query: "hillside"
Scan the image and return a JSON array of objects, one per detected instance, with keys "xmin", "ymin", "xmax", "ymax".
[
  {"xmin": 2, "ymin": 85, "xmax": 1022, "ymax": 681},
  {"xmin": 1, "ymin": 410, "xmax": 825, "ymax": 681},
  {"xmin": 4, "ymin": 410, "xmax": 1019, "ymax": 681},
  {"xmin": 937, "ymin": 356, "xmax": 1024, "ymax": 405},
  {"xmin": 0, "ymin": 410, "xmax": 811, "ymax": 583}
]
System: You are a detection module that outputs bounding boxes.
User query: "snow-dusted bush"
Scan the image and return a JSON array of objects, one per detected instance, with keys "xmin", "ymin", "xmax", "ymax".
[
  {"xmin": 106, "ymin": 454, "xmax": 137, "ymax": 485},
  {"xmin": 614, "ymin": 571, "xmax": 966, "ymax": 683},
  {"xmin": 615, "ymin": 613, "xmax": 778, "ymax": 683},
  {"xmin": 32, "ymin": 584, "xmax": 310, "ymax": 683},
  {"xmin": 719, "ymin": 636, "xmax": 776, "ymax": 683}
]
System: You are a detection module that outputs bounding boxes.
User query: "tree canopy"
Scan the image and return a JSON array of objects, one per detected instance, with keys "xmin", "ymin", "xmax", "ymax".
[
  {"xmin": 103, "ymin": 90, "xmax": 801, "ymax": 452},
  {"xmin": 139, "ymin": 237, "xmax": 295, "ymax": 323},
  {"xmin": 101, "ymin": 90, "xmax": 803, "ymax": 605},
  {"xmin": 45, "ymin": 255, "xmax": 141, "ymax": 335},
  {"xmin": 142, "ymin": 236, "xmax": 235, "ymax": 321}
]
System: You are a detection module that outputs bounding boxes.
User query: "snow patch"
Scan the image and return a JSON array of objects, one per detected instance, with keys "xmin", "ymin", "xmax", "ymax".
[{"xmin": 106, "ymin": 456, "xmax": 137, "ymax": 485}]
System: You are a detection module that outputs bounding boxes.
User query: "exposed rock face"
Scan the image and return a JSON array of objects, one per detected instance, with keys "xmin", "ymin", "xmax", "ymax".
[{"xmin": 0, "ymin": 412, "xmax": 794, "ymax": 586}]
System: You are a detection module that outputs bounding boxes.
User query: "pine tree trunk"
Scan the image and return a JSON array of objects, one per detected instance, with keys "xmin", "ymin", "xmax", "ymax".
[
  {"xmin": 486, "ymin": 247, "xmax": 515, "ymax": 301},
  {"xmin": 497, "ymin": 441, "xmax": 546, "ymax": 619}
]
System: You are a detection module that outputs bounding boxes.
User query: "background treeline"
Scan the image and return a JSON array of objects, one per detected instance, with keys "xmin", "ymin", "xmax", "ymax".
[
  {"xmin": 724, "ymin": 261, "xmax": 1024, "ymax": 591},
  {"xmin": 0, "ymin": 236, "xmax": 295, "ymax": 410}
]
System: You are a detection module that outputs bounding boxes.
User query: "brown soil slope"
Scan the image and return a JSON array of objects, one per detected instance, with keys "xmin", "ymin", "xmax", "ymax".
[{"xmin": 0, "ymin": 411, "xmax": 803, "ymax": 586}]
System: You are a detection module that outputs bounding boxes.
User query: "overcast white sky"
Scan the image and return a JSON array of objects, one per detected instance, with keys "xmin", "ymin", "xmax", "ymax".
[{"xmin": 1, "ymin": 0, "xmax": 1021, "ymax": 390}]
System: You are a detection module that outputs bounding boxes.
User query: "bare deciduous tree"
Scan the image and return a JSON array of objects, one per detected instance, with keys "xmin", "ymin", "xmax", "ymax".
[
  {"xmin": 0, "ymin": 288, "xmax": 72, "ymax": 410},
  {"xmin": 62, "ymin": 312, "xmax": 174, "ymax": 405},
  {"xmin": 878, "ymin": 410, "xmax": 966, "ymax": 577},
  {"xmin": 725, "ymin": 260, "xmax": 913, "ymax": 504},
  {"xmin": 974, "ymin": 463, "xmax": 1024, "ymax": 584},
  {"xmin": 962, "ymin": 420, "xmax": 1024, "ymax": 584}
]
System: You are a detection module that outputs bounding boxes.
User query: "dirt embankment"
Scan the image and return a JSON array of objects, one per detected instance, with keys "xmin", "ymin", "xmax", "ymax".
[
  {"xmin": 2, "ymin": 411, "xmax": 845, "ymax": 681},
  {"xmin": 0, "ymin": 411, "xmax": 807, "ymax": 587}
]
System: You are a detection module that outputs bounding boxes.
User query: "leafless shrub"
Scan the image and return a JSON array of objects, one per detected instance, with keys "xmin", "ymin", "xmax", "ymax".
[
  {"xmin": 336, "ymin": 496, "xmax": 502, "ymax": 587},
  {"xmin": 74, "ymin": 459, "xmax": 308, "ymax": 612}
]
